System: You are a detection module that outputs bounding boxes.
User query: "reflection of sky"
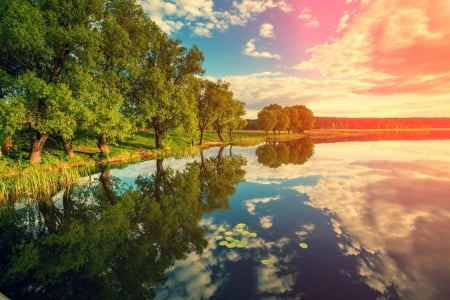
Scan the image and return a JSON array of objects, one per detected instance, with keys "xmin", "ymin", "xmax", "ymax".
[
  {"xmin": 141, "ymin": 140, "xmax": 450, "ymax": 299},
  {"xmin": 294, "ymin": 140, "xmax": 450, "ymax": 300}
]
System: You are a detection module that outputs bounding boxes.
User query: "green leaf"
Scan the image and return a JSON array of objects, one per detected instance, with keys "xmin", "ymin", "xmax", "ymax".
[{"xmin": 299, "ymin": 242, "xmax": 308, "ymax": 249}]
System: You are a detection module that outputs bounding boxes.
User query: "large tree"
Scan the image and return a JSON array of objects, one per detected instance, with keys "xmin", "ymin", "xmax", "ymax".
[
  {"xmin": 130, "ymin": 34, "xmax": 204, "ymax": 148},
  {"xmin": 0, "ymin": 0, "xmax": 104, "ymax": 163}
]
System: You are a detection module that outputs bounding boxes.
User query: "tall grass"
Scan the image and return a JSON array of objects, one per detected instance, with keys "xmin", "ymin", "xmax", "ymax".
[{"xmin": 0, "ymin": 163, "xmax": 97, "ymax": 203}]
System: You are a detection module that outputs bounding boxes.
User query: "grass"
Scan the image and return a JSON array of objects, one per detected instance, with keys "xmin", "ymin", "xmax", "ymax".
[{"xmin": 3, "ymin": 127, "xmax": 448, "ymax": 202}]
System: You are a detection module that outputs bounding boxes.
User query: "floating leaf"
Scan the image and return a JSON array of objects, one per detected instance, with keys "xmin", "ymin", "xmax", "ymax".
[
  {"xmin": 219, "ymin": 241, "xmax": 228, "ymax": 246},
  {"xmin": 224, "ymin": 231, "xmax": 233, "ymax": 236},
  {"xmin": 217, "ymin": 226, "xmax": 226, "ymax": 232},
  {"xmin": 299, "ymin": 242, "xmax": 308, "ymax": 249},
  {"xmin": 261, "ymin": 259, "xmax": 272, "ymax": 265},
  {"xmin": 248, "ymin": 232, "xmax": 257, "ymax": 238},
  {"xmin": 235, "ymin": 223, "xmax": 246, "ymax": 229},
  {"xmin": 225, "ymin": 236, "xmax": 234, "ymax": 242},
  {"xmin": 226, "ymin": 243, "xmax": 236, "ymax": 248},
  {"xmin": 215, "ymin": 235, "xmax": 223, "ymax": 240},
  {"xmin": 236, "ymin": 240, "xmax": 248, "ymax": 248}
]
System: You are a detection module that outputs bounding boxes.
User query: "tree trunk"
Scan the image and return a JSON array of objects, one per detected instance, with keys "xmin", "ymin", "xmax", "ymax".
[
  {"xmin": 0, "ymin": 146, "xmax": 2, "ymax": 157},
  {"xmin": 29, "ymin": 131, "xmax": 49, "ymax": 164},
  {"xmin": 216, "ymin": 127, "xmax": 224, "ymax": 142},
  {"xmin": 199, "ymin": 127, "xmax": 205, "ymax": 145},
  {"xmin": 62, "ymin": 137, "xmax": 75, "ymax": 159},
  {"xmin": 152, "ymin": 118, "xmax": 163, "ymax": 148},
  {"xmin": 97, "ymin": 133, "xmax": 110, "ymax": 155}
]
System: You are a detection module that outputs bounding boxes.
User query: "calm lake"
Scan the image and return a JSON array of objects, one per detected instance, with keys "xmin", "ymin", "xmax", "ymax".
[{"xmin": 1, "ymin": 138, "xmax": 450, "ymax": 299}]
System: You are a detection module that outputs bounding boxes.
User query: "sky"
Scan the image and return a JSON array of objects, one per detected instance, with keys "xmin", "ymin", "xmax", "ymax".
[{"xmin": 139, "ymin": 0, "xmax": 450, "ymax": 119}]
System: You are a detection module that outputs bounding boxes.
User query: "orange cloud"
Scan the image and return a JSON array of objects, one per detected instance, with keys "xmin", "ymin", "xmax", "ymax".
[{"xmin": 294, "ymin": 0, "xmax": 450, "ymax": 96}]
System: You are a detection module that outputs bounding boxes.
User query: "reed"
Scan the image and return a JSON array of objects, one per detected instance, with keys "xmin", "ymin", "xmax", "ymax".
[{"xmin": 0, "ymin": 163, "xmax": 96, "ymax": 203}]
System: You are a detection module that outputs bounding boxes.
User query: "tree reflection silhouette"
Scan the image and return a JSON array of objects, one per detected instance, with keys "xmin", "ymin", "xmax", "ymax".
[
  {"xmin": 0, "ymin": 152, "xmax": 246, "ymax": 299},
  {"xmin": 256, "ymin": 138, "xmax": 315, "ymax": 168}
]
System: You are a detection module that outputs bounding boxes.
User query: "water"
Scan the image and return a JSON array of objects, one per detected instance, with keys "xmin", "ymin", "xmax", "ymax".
[{"xmin": 1, "ymin": 138, "xmax": 450, "ymax": 299}]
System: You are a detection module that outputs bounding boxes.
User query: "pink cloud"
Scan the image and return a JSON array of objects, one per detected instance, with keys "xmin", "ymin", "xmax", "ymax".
[{"xmin": 294, "ymin": 0, "xmax": 450, "ymax": 96}]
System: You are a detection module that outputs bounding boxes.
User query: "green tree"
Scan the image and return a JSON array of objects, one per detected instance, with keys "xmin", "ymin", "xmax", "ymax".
[
  {"xmin": 0, "ymin": 0, "xmax": 104, "ymax": 163},
  {"xmin": 257, "ymin": 109, "xmax": 276, "ymax": 135},
  {"xmin": 130, "ymin": 34, "xmax": 204, "ymax": 148},
  {"xmin": 286, "ymin": 105, "xmax": 315, "ymax": 133}
]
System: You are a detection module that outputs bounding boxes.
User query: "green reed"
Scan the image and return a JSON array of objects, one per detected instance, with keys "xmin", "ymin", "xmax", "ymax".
[{"xmin": 0, "ymin": 163, "xmax": 97, "ymax": 203}]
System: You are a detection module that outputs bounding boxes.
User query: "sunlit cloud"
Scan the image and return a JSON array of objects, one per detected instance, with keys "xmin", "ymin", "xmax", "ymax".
[
  {"xmin": 293, "ymin": 0, "xmax": 450, "ymax": 98},
  {"xmin": 259, "ymin": 23, "xmax": 275, "ymax": 38},
  {"xmin": 298, "ymin": 7, "xmax": 319, "ymax": 28},
  {"xmin": 242, "ymin": 39, "xmax": 281, "ymax": 60},
  {"xmin": 139, "ymin": 0, "xmax": 292, "ymax": 36}
]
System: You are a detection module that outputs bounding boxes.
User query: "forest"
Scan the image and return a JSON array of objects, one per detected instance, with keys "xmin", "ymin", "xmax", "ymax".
[
  {"xmin": 0, "ymin": 0, "xmax": 246, "ymax": 164},
  {"xmin": 313, "ymin": 117, "xmax": 450, "ymax": 129}
]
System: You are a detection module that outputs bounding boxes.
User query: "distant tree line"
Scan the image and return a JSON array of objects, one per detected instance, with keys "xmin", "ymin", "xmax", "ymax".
[
  {"xmin": 0, "ymin": 0, "xmax": 246, "ymax": 164},
  {"xmin": 314, "ymin": 117, "xmax": 450, "ymax": 129},
  {"xmin": 249, "ymin": 104, "xmax": 315, "ymax": 134}
]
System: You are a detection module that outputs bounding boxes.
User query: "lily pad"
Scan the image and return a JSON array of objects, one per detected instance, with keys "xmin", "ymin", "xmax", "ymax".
[
  {"xmin": 225, "ymin": 236, "xmax": 234, "ymax": 242},
  {"xmin": 215, "ymin": 235, "xmax": 223, "ymax": 240},
  {"xmin": 299, "ymin": 242, "xmax": 308, "ymax": 249},
  {"xmin": 226, "ymin": 243, "xmax": 236, "ymax": 248},
  {"xmin": 219, "ymin": 241, "xmax": 228, "ymax": 246},
  {"xmin": 217, "ymin": 226, "xmax": 226, "ymax": 232},
  {"xmin": 236, "ymin": 240, "xmax": 248, "ymax": 248},
  {"xmin": 248, "ymin": 232, "xmax": 257, "ymax": 238},
  {"xmin": 224, "ymin": 231, "xmax": 233, "ymax": 236},
  {"xmin": 235, "ymin": 223, "xmax": 247, "ymax": 229},
  {"xmin": 261, "ymin": 259, "xmax": 272, "ymax": 265}
]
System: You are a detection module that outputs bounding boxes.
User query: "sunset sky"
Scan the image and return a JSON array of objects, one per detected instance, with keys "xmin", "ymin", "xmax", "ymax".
[{"xmin": 139, "ymin": 0, "xmax": 450, "ymax": 118}]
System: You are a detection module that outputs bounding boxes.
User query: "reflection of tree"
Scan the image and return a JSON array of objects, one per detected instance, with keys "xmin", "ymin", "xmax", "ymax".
[
  {"xmin": 256, "ymin": 138, "xmax": 315, "ymax": 168},
  {"xmin": 188, "ymin": 147, "xmax": 247, "ymax": 212},
  {"xmin": 0, "ymin": 153, "xmax": 246, "ymax": 299}
]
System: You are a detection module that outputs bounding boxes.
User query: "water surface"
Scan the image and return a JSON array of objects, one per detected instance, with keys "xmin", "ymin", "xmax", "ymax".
[{"xmin": 1, "ymin": 139, "xmax": 450, "ymax": 299}]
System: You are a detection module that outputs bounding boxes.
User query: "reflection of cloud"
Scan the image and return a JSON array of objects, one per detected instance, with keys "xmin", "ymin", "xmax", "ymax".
[
  {"xmin": 292, "ymin": 141, "xmax": 450, "ymax": 300},
  {"xmin": 260, "ymin": 216, "xmax": 273, "ymax": 228},
  {"xmin": 257, "ymin": 254, "xmax": 295, "ymax": 294},
  {"xmin": 295, "ymin": 223, "xmax": 315, "ymax": 241},
  {"xmin": 245, "ymin": 196, "xmax": 280, "ymax": 214}
]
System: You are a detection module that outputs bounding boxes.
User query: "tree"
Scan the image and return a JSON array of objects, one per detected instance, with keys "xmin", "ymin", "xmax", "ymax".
[
  {"xmin": 257, "ymin": 109, "xmax": 276, "ymax": 135},
  {"xmin": 130, "ymin": 34, "xmax": 204, "ymax": 148},
  {"xmin": 286, "ymin": 105, "xmax": 315, "ymax": 133},
  {"xmin": 0, "ymin": 0, "xmax": 104, "ymax": 163},
  {"xmin": 225, "ymin": 100, "xmax": 247, "ymax": 140},
  {"xmin": 196, "ymin": 79, "xmax": 228, "ymax": 145}
]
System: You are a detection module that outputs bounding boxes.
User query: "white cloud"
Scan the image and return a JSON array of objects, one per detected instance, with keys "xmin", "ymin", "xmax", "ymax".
[
  {"xmin": 139, "ymin": 0, "xmax": 292, "ymax": 36},
  {"xmin": 259, "ymin": 23, "xmax": 275, "ymax": 38},
  {"xmin": 298, "ymin": 7, "xmax": 319, "ymax": 28},
  {"xmin": 242, "ymin": 39, "xmax": 281, "ymax": 60}
]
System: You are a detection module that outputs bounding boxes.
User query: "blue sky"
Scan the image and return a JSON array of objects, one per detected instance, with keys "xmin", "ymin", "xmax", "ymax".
[{"xmin": 139, "ymin": 0, "xmax": 450, "ymax": 118}]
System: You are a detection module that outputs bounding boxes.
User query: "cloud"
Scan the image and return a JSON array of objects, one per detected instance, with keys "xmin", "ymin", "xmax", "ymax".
[
  {"xmin": 139, "ymin": 0, "xmax": 292, "ymax": 36},
  {"xmin": 293, "ymin": 0, "xmax": 450, "ymax": 97},
  {"xmin": 259, "ymin": 23, "xmax": 275, "ymax": 38},
  {"xmin": 242, "ymin": 39, "xmax": 281, "ymax": 60},
  {"xmin": 336, "ymin": 12, "xmax": 350, "ymax": 32},
  {"xmin": 298, "ymin": 7, "xmax": 320, "ymax": 28}
]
